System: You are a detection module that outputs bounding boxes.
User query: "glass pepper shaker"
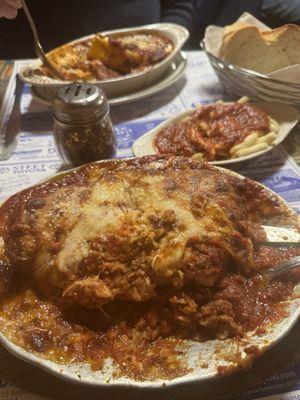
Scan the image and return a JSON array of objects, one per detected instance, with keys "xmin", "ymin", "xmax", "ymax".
[{"xmin": 52, "ymin": 82, "xmax": 116, "ymax": 166}]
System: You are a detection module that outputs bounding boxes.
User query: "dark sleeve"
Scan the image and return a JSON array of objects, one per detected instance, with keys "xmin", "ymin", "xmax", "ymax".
[
  {"xmin": 261, "ymin": 0, "xmax": 300, "ymax": 24},
  {"xmin": 160, "ymin": 0, "xmax": 194, "ymax": 31}
]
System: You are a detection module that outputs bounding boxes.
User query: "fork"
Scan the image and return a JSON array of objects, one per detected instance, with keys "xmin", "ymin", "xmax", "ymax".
[
  {"xmin": 20, "ymin": 0, "xmax": 63, "ymax": 80},
  {"xmin": 262, "ymin": 255, "xmax": 300, "ymax": 286}
]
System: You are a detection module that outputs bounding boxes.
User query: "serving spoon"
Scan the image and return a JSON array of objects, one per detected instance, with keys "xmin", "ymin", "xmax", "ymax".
[{"xmin": 20, "ymin": 0, "xmax": 63, "ymax": 79}]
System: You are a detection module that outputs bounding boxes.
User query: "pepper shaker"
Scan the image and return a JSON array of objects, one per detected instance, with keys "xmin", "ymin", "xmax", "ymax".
[{"xmin": 52, "ymin": 82, "xmax": 116, "ymax": 166}]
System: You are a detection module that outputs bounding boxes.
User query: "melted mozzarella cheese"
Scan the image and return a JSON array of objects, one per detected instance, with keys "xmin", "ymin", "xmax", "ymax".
[
  {"xmin": 28, "ymin": 167, "xmax": 251, "ymax": 298},
  {"xmin": 51, "ymin": 176, "xmax": 218, "ymax": 280}
]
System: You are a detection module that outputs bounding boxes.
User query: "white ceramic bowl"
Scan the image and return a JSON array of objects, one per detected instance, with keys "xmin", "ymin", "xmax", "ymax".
[
  {"xmin": 132, "ymin": 102, "xmax": 299, "ymax": 165},
  {"xmin": 0, "ymin": 158, "xmax": 299, "ymax": 388},
  {"xmin": 30, "ymin": 51, "xmax": 187, "ymax": 107},
  {"xmin": 19, "ymin": 23, "xmax": 189, "ymax": 101}
]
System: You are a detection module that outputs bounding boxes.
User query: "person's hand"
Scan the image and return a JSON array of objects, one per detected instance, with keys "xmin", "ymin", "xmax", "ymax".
[{"xmin": 0, "ymin": 0, "xmax": 21, "ymax": 19}]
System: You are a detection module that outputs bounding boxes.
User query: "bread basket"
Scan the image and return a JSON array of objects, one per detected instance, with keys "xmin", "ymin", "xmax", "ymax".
[{"xmin": 200, "ymin": 40, "xmax": 300, "ymax": 107}]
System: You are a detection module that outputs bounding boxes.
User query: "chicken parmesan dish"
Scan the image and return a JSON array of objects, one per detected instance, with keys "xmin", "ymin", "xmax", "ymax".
[
  {"xmin": 0, "ymin": 156, "xmax": 299, "ymax": 381},
  {"xmin": 154, "ymin": 101, "xmax": 279, "ymax": 161},
  {"xmin": 36, "ymin": 32, "xmax": 173, "ymax": 81}
]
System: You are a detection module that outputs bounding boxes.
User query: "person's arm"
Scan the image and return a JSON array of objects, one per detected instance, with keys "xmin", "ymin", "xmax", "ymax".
[
  {"xmin": 0, "ymin": 0, "xmax": 21, "ymax": 18},
  {"xmin": 261, "ymin": 0, "xmax": 300, "ymax": 24},
  {"xmin": 160, "ymin": 0, "xmax": 194, "ymax": 31}
]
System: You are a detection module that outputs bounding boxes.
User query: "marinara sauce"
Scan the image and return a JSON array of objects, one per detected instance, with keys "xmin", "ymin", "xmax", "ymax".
[{"xmin": 155, "ymin": 103, "xmax": 270, "ymax": 160}]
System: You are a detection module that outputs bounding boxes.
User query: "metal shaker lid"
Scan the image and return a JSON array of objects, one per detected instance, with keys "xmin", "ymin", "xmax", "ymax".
[{"xmin": 52, "ymin": 82, "xmax": 109, "ymax": 124}]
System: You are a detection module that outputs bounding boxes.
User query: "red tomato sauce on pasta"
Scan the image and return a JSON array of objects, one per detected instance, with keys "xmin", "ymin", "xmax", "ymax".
[{"xmin": 154, "ymin": 103, "xmax": 270, "ymax": 161}]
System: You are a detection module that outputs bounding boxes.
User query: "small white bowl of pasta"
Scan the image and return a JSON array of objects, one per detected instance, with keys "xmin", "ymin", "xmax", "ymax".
[{"xmin": 132, "ymin": 97, "xmax": 299, "ymax": 165}]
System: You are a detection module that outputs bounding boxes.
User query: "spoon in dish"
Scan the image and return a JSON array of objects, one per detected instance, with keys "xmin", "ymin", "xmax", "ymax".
[{"xmin": 20, "ymin": 0, "xmax": 63, "ymax": 79}]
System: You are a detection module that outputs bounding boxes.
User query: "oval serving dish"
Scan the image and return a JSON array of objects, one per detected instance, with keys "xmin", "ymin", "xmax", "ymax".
[
  {"xmin": 0, "ymin": 157, "xmax": 299, "ymax": 389},
  {"xmin": 19, "ymin": 23, "xmax": 189, "ymax": 100},
  {"xmin": 132, "ymin": 102, "xmax": 299, "ymax": 165},
  {"xmin": 30, "ymin": 52, "xmax": 187, "ymax": 107}
]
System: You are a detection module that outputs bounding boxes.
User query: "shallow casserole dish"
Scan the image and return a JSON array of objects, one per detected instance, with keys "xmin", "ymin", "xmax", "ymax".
[
  {"xmin": 0, "ymin": 156, "xmax": 299, "ymax": 388},
  {"xmin": 19, "ymin": 23, "xmax": 189, "ymax": 100}
]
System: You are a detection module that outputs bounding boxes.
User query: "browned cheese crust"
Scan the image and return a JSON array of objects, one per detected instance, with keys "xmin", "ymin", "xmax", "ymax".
[{"xmin": 37, "ymin": 32, "xmax": 173, "ymax": 81}]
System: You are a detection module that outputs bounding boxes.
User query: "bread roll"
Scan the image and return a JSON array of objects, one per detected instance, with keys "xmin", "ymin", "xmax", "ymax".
[{"xmin": 220, "ymin": 23, "xmax": 300, "ymax": 74}]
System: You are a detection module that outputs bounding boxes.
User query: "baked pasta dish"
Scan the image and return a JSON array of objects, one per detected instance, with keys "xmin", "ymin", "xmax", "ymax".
[
  {"xmin": 37, "ymin": 32, "xmax": 173, "ymax": 81},
  {"xmin": 155, "ymin": 99, "xmax": 279, "ymax": 161},
  {"xmin": 0, "ymin": 156, "xmax": 299, "ymax": 380}
]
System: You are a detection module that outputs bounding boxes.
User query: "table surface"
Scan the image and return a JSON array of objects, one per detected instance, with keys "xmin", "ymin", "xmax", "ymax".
[{"xmin": 0, "ymin": 55, "xmax": 299, "ymax": 400}]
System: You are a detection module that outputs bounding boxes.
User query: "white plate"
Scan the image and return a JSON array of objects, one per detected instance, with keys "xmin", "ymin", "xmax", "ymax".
[
  {"xmin": 0, "ymin": 303, "xmax": 299, "ymax": 388},
  {"xmin": 30, "ymin": 52, "xmax": 187, "ymax": 107},
  {"xmin": 20, "ymin": 23, "xmax": 189, "ymax": 99},
  {"xmin": 132, "ymin": 102, "xmax": 299, "ymax": 164},
  {"xmin": 0, "ymin": 158, "xmax": 299, "ymax": 389}
]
